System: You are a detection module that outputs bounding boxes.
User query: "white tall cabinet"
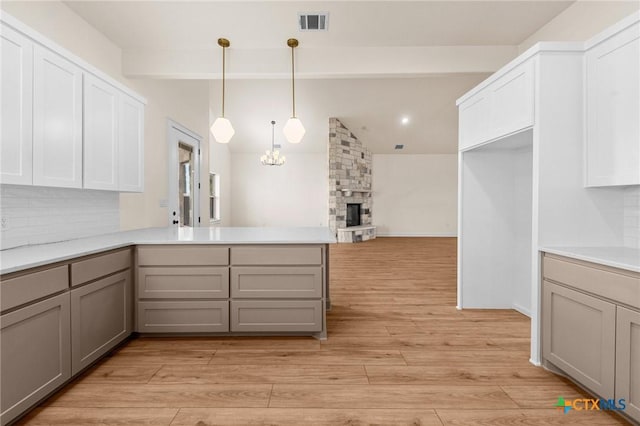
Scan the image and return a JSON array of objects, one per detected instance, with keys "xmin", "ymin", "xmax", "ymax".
[
  {"xmin": 585, "ymin": 18, "xmax": 640, "ymax": 187},
  {"xmin": 0, "ymin": 13, "xmax": 146, "ymax": 192},
  {"xmin": 32, "ymin": 45, "xmax": 83, "ymax": 188},
  {"xmin": 1, "ymin": 25, "xmax": 32, "ymax": 185},
  {"xmin": 84, "ymin": 75, "xmax": 119, "ymax": 191},
  {"xmin": 457, "ymin": 15, "xmax": 638, "ymax": 365}
]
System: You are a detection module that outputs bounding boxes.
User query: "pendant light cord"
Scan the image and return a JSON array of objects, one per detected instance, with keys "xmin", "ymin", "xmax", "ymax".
[
  {"xmin": 221, "ymin": 45, "xmax": 226, "ymax": 117},
  {"xmin": 291, "ymin": 44, "xmax": 296, "ymax": 118},
  {"xmin": 271, "ymin": 121, "xmax": 276, "ymax": 150}
]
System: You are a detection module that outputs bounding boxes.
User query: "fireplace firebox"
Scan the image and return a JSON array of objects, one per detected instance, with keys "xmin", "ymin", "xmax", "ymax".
[{"xmin": 346, "ymin": 203, "xmax": 361, "ymax": 227}]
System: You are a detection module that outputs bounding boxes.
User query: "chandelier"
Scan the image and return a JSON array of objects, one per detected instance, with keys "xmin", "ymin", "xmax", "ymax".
[{"xmin": 261, "ymin": 121, "xmax": 286, "ymax": 166}]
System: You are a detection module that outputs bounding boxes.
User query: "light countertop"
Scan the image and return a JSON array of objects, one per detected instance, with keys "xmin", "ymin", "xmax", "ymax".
[
  {"xmin": 0, "ymin": 227, "xmax": 336, "ymax": 275},
  {"xmin": 540, "ymin": 246, "xmax": 640, "ymax": 273}
]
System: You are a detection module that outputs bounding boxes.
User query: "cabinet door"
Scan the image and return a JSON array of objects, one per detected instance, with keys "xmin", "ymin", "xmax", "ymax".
[
  {"xmin": 616, "ymin": 306, "xmax": 640, "ymax": 422},
  {"xmin": 70, "ymin": 270, "xmax": 131, "ymax": 375},
  {"xmin": 84, "ymin": 74, "xmax": 119, "ymax": 190},
  {"xmin": 0, "ymin": 293, "xmax": 71, "ymax": 425},
  {"xmin": 119, "ymin": 93, "xmax": 144, "ymax": 192},
  {"xmin": 32, "ymin": 45, "xmax": 82, "ymax": 188},
  {"xmin": 230, "ymin": 300, "xmax": 322, "ymax": 332},
  {"xmin": 137, "ymin": 300, "xmax": 229, "ymax": 333},
  {"xmin": 488, "ymin": 60, "xmax": 534, "ymax": 140},
  {"xmin": 0, "ymin": 24, "xmax": 33, "ymax": 185},
  {"xmin": 586, "ymin": 21, "xmax": 640, "ymax": 186},
  {"xmin": 138, "ymin": 266, "xmax": 229, "ymax": 299},
  {"xmin": 542, "ymin": 281, "xmax": 616, "ymax": 397},
  {"xmin": 458, "ymin": 91, "xmax": 490, "ymax": 151}
]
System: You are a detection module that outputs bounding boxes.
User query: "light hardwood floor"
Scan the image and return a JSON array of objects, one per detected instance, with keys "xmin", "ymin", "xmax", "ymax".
[{"xmin": 19, "ymin": 238, "xmax": 627, "ymax": 425}]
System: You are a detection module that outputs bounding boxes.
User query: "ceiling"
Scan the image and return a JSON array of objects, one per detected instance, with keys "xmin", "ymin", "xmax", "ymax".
[{"xmin": 61, "ymin": 1, "xmax": 577, "ymax": 154}]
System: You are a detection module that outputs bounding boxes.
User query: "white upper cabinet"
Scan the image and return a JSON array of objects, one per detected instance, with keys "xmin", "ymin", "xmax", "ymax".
[
  {"xmin": 0, "ymin": 14, "xmax": 146, "ymax": 192},
  {"xmin": 1, "ymin": 24, "xmax": 33, "ymax": 185},
  {"xmin": 585, "ymin": 19, "xmax": 640, "ymax": 187},
  {"xmin": 84, "ymin": 75, "xmax": 119, "ymax": 190},
  {"xmin": 458, "ymin": 59, "xmax": 535, "ymax": 151},
  {"xmin": 118, "ymin": 94, "xmax": 144, "ymax": 192},
  {"xmin": 32, "ymin": 45, "xmax": 83, "ymax": 188}
]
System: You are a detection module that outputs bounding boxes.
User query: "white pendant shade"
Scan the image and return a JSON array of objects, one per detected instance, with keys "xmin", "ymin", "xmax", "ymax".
[
  {"xmin": 283, "ymin": 117, "xmax": 305, "ymax": 144},
  {"xmin": 211, "ymin": 117, "xmax": 235, "ymax": 144}
]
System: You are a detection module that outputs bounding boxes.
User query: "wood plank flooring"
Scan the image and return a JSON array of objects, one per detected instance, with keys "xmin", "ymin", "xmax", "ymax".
[{"xmin": 18, "ymin": 238, "xmax": 628, "ymax": 425}]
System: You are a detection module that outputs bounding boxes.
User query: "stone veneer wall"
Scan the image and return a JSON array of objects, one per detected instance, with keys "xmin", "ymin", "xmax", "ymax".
[{"xmin": 328, "ymin": 118, "xmax": 373, "ymax": 234}]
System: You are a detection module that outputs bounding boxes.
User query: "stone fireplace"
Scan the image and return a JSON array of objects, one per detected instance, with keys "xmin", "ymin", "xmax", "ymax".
[{"xmin": 328, "ymin": 118, "xmax": 376, "ymax": 243}]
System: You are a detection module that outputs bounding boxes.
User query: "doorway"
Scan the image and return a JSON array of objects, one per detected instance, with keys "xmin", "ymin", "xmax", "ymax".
[{"xmin": 167, "ymin": 120, "xmax": 201, "ymax": 227}]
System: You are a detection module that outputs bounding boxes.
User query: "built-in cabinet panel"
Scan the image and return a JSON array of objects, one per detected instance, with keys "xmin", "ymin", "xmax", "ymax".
[
  {"xmin": 231, "ymin": 246, "xmax": 322, "ymax": 265},
  {"xmin": 70, "ymin": 248, "xmax": 131, "ymax": 288},
  {"xmin": 83, "ymin": 74, "xmax": 119, "ymax": 191},
  {"xmin": 542, "ymin": 280, "xmax": 616, "ymax": 397},
  {"xmin": 0, "ymin": 293, "xmax": 71, "ymax": 426},
  {"xmin": 70, "ymin": 271, "xmax": 131, "ymax": 375},
  {"xmin": 616, "ymin": 306, "xmax": 640, "ymax": 422},
  {"xmin": 32, "ymin": 45, "xmax": 83, "ymax": 188},
  {"xmin": 0, "ymin": 23, "xmax": 33, "ymax": 185},
  {"xmin": 1, "ymin": 265, "xmax": 68, "ymax": 312},
  {"xmin": 137, "ymin": 301, "xmax": 229, "ymax": 333},
  {"xmin": 231, "ymin": 300, "xmax": 322, "ymax": 332},
  {"xmin": 586, "ymin": 20, "xmax": 640, "ymax": 187},
  {"xmin": 119, "ymin": 93, "xmax": 145, "ymax": 192},
  {"xmin": 137, "ymin": 246, "xmax": 229, "ymax": 266},
  {"xmin": 488, "ymin": 61, "xmax": 535, "ymax": 139},
  {"xmin": 231, "ymin": 266, "xmax": 322, "ymax": 299},
  {"xmin": 138, "ymin": 266, "xmax": 229, "ymax": 299},
  {"xmin": 458, "ymin": 59, "xmax": 534, "ymax": 151}
]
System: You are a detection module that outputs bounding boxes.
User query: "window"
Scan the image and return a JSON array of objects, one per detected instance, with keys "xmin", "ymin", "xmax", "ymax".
[{"xmin": 209, "ymin": 173, "xmax": 220, "ymax": 222}]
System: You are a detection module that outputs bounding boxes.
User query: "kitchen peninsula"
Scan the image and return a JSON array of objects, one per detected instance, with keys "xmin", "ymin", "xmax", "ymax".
[{"xmin": 0, "ymin": 227, "xmax": 335, "ymax": 425}]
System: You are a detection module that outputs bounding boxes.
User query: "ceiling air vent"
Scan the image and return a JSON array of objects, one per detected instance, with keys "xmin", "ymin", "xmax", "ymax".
[
  {"xmin": 298, "ymin": 12, "xmax": 329, "ymax": 31},
  {"xmin": 395, "ymin": 145, "xmax": 404, "ymax": 150}
]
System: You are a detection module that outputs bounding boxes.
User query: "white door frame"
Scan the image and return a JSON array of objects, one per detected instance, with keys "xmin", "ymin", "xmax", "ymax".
[{"xmin": 167, "ymin": 119, "xmax": 202, "ymax": 227}]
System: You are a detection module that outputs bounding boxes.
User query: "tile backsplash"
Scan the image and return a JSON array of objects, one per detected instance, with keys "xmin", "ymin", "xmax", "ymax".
[
  {"xmin": 0, "ymin": 185, "xmax": 119, "ymax": 250},
  {"xmin": 624, "ymin": 186, "xmax": 640, "ymax": 249}
]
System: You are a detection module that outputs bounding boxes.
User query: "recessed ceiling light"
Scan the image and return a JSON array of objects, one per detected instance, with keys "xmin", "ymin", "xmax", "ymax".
[{"xmin": 401, "ymin": 117, "xmax": 409, "ymax": 125}]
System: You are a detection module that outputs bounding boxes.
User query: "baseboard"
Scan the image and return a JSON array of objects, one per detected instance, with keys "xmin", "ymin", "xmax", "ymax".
[
  {"xmin": 377, "ymin": 233, "xmax": 457, "ymax": 237},
  {"xmin": 513, "ymin": 303, "xmax": 532, "ymax": 318}
]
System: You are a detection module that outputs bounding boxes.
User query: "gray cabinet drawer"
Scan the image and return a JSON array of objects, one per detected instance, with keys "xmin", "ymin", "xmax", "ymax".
[
  {"xmin": 137, "ymin": 300, "xmax": 229, "ymax": 333},
  {"xmin": 71, "ymin": 271, "xmax": 131, "ymax": 375},
  {"xmin": 231, "ymin": 266, "xmax": 322, "ymax": 299},
  {"xmin": 71, "ymin": 248, "xmax": 131, "ymax": 287},
  {"xmin": 1, "ymin": 293, "xmax": 71, "ymax": 425},
  {"xmin": 542, "ymin": 280, "xmax": 616, "ymax": 397},
  {"xmin": 543, "ymin": 255, "xmax": 640, "ymax": 309},
  {"xmin": 1, "ymin": 265, "xmax": 69, "ymax": 312},
  {"xmin": 137, "ymin": 245, "xmax": 229, "ymax": 266},
  {"xmin": 230, "ymin": 300, "xmax": 322, "ymax": 332},
  {"xmin": 138, "ymin": 267, "xmax": 229, "ymax": 299},
  {"xmin": 231, "ymin": 246, "xmax": 322, "ymax": 265}
]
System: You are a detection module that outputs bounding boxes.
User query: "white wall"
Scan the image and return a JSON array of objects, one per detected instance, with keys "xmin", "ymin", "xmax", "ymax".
[
  {"xmin": 230, "ymin": 153, "xmax": 327, "ymax": 227},
  {"xmin": 518, "ymin": 0, "xmax": 640, "ymax": 52},
  {"xmin": 1, "ymin": 1, "xmax": 213, "ymax": 233},
  {"xmin": 372, "ymin": 154, "xmax": 457, "ymax": 236}
]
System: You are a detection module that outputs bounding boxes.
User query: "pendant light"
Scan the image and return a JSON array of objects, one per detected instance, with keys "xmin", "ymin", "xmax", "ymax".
[
  {"xmin": 283, "ymin": 38, "xmax": 305, "ymax": 144},
  {"xmin": 210, "ymin": 38, "xmax": 235, "ymax": 143},
  {"xmin": 261, "ymin": 121, "xmax": 286, "ymax": 166}
]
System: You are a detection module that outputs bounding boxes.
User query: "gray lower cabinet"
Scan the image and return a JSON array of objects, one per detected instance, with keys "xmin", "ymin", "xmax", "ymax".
[
  {"xmin": 616, "ymin": 306, "xmax": 640, "ymax": 421},
  {"xmin": 230, "ymin": 300, "xmax": 322, "ymax": 332},
  {"xmin": 231, "ymin": 266, "xmax": 322, "ymax": 299},
  {"xmin": 0, "ymin": 293, "xmax": 71, "ymax": 426},
  {"xmin": 138, "ymin": 266, "xmax": 229, "ymax": 299},
  {"xmin": 542, "ymin": 280, "xmax": 616, "ymax": 397},
  {"xmin": 70, "ymin": 270, "xmax": 132, "ymax": 375},
  {"xmin": 138, "ymin": 301, "xmax": 229, "ymax": 332}
]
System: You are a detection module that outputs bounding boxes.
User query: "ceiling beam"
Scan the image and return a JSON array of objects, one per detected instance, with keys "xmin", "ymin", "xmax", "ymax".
[{"xmin": 122, "ymin": 45, "xmax": 518, "ymax": 79}]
